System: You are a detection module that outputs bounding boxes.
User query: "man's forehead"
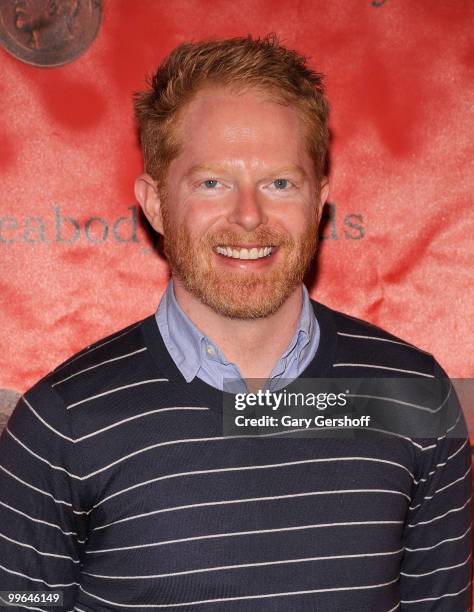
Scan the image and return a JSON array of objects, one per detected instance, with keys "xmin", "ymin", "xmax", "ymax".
[
  {"xmin": 166, "ymin": 85, "xmax": 316, "ymax": 181},
  {"xmin": 176, "ymin": 96, "xmax": 306, "ymax": 152},
  {"xmin": 179, "ymin": 85, "xmax": 302, "ymax": 127}
]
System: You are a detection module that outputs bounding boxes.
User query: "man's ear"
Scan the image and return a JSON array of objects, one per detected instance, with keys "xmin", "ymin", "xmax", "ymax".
[
  {"xmin": 134, "ymin": 174, "xmax": 164, "ymax": 235},
  {"xmin": 317, "ymin": 178, "xmax": 330, "ymax": 221}
]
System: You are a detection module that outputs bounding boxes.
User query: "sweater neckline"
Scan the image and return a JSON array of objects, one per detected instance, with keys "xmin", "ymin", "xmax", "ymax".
[{"xmin": 140, "ymin": 299, "xmax": 338, "ymax": 413}]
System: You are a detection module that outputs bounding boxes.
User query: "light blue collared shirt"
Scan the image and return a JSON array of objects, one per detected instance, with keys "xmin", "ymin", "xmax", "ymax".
[{"xmin": 156, "ymin": 280, "xmax": 320, "ymax": 393}]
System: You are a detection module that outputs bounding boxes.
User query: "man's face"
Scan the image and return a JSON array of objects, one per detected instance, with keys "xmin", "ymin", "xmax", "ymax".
[{"xmin": 146, "ymin": 87, "xmax": 328, "ymax": 319}]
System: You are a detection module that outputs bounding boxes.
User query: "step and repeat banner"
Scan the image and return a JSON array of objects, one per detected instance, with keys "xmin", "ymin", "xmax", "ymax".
[{"xmin": 0, "ymin": 2, "xmax": 473, "ymax": 427}]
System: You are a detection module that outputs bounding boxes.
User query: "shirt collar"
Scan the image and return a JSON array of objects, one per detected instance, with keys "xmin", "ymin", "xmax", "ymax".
[
  {"xmin": 156, "ymin": 280, "xmax": 315, "ymax": 384},
  {"xmin": 156, "ymin": 279, "xmax": 204, "ymax": 382}
]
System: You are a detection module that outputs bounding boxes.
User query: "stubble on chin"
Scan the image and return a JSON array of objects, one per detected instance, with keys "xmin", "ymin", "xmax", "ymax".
[{"xmin": 161, "ymin": 209, "xmax": 319, "ymax": 320}]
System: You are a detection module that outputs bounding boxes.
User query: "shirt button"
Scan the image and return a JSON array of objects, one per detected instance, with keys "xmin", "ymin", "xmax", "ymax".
[{"xmin": 206, "ymin": 345, "xmax": 215, "ymax": 356}]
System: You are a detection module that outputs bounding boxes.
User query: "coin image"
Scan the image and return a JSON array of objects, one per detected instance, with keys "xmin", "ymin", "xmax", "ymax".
[{"xmin": 0, "ymin": 0, "xmax": 102, "ymax": 67}]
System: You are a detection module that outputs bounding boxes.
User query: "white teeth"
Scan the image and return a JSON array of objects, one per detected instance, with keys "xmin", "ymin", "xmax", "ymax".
[
  {"xmin": 215, "ymin": 246, "xmax": 273, "ymax": 260},
  {"xmin": 249, "ymin": 248, "xmax": 258, "ymax": 259}
]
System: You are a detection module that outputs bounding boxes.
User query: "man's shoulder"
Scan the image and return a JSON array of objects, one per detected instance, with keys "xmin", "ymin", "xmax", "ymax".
[
  {"xmin": 314, "ymin": 299, "xmax": 428, "ymax": 347},
  {"xmin": 50, "ymin": 318, "xmax": 146, "ymax": 375},
  {"xmin": 311, "ymin": 299, "xmax": 442, "ymax": 378},
  {"xmin": 39, "ymin": 316, "xmax": 157, "ymax": 404},
  {"xmin": 11, "ymin": 317, "xmax": 159, "ymax": 438}
]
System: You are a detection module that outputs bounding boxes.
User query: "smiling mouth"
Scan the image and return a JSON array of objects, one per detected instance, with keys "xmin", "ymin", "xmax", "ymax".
[{"xmin": 214, "ymin": 246, "xmax": 275, "ymax": 260}]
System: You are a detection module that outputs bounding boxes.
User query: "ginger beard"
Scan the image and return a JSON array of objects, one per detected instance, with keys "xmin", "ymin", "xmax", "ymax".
[{"xmin": 161, "ymin": 205, "xmax": 320, "ymax": 320}]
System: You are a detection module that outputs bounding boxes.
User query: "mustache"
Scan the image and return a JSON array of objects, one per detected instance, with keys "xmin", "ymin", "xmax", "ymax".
[{"xmin": 204, "ymin": 227, "xmax": 293, "ymax": 247}]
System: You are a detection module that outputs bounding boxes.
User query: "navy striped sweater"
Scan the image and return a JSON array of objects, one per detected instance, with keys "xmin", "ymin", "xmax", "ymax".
[{"xmin": 0, "ymin": 300, "xmax": 471, "ymax": 611}]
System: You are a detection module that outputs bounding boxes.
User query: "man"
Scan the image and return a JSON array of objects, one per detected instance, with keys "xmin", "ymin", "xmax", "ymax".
[{"xmin": 0, "ymin": 36, "xmax": 471, "ymax": 611}]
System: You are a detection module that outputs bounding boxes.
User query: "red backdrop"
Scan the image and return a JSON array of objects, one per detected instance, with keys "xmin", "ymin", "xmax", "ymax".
[
  {"xmin": 1, "ymin": 0, "xmax": 473, "ymax": 603},
  {"xmin": 2, "ymin": 0, "xmax": 473, "ymax": 418},
  {"xmin": 0, "ymin": 0, "xmax": 473, "ymax": 461}
]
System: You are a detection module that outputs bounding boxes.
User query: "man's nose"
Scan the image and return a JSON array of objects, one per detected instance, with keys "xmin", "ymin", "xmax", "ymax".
[{"xmin": 227, "ymin": 188, "xmax": 268, "ymax": 232}]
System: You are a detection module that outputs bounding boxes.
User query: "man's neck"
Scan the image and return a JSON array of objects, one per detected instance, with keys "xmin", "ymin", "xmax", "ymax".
[{"xmin": 172, "ymin": 279, "xmax": 303, "ymax": 383}]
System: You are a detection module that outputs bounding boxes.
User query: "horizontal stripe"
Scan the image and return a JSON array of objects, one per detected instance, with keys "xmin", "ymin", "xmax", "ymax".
[
  {"xmin": 24, "ymin": 396, "xmax": 208, "ymax": 443},
  {"xmin": 9, "ymin": 418, "xmax": 436, "ymax": 486},
  {"xmin": 263, "ymin": 425, "xmax": 436, "ymax": 451},
  {"xmin": 22, "ymin": 396, "xmax": 74, "ymax": 443},
  {"xmin": 358, "ymin": 427, "xmax": 436, "ymax": 451},
  {"xmin": 83, "ymin": 425, "xmax": 410, "ymax": 481},
  {"xmin": 407, "ymin": 495, "xmax": 471, "ymax": 528},
  {"xmin": 92, "ymin": 488, "xmax": 408, "ymax": 532},
  {"xmin": 0, "ymin": 595, "xmax": 47, "ymax": 612},
  {"xmin": 336, "ymin": 332, "xmax": 428, "ymax": 353},
  {"xmin": 445, "ymin": 410, "xmax": 461, "ymax": 434},
  {"xmin": 0, "ymin": 531, "xmax": 79, "ymax": 562},
  {"xmin": 25, "ymin": 394, "xmax": 445, "ymax": 456},
  {"xmin": 92, "ymin": 455, "xmax": 414, "ymax": 510},
  {"xmin": 266, "ymin": 425, "xmax": 436, "ymax": 452},
  {"xmin": 52, "ymin": 348, "xmax": 148, "ymax": 386},
  {"xmin": 413, "ymin": 437, "xmax": 467, "ymax": 485},
  {"xmin": 400, "ymin": 581, "xmax": 470, "ymax": 604},
  {"xmin": 0, "ymin": 500, "xmax": 76, "ymax": 536},
  {"xmin": 337, "ymin": 332, "xmax": 410, "ymax": 346},
  {"xmin": 405, "ymin": 525, "xmax": 472, "ymax": 553},
  {"xmin": 347, "ymin": 387, "xmax": 451, "ymax": 415},
  {"xmin": 400, "ymin": 553, "xmax": 471, "ymax": 578},
  {"xmin": 409, "ymin": 466, "xmax": 471, "ymax": 509},
  {"xmin": 88, "ymin": 520, "xmax": 404, "ymax": 552},
  {"xmin": 332, "ymin": 363, "xmax": 434, "ymax": 378},
  {"xmin": 0, "ymin": 563, "xmax": 78, "ymax": 588},
  {"xmin": 79, "ymin": 577, "xmax": 400, "ymax": 608},
  {"xmin": 54, "ymin": 323, "xmax": 141, "ymax": 373},
  {"xmin": 447, "ymin": 438, "xmax": 468, "ymax": 461},
  {"xmin": 414, "ymin": 462, "xmax": 447, "ymax": 485},
  {"xmin": 83, "ymin": 547, "xmax": 404, "ymax": 580},
  {"xmin": 0, "ymin": 463, "xmax": 72, "ymax": 507},
  {"xmin": 6, "ymin": 428, "xmax": 75, "ymax": 478},
  {"xmin": 70, "ymin": 407, "xmax": 209, "ymax": 443},
  {"xmin": 66, "ymin": 379, "xmax": 169, "ymax": 410}
]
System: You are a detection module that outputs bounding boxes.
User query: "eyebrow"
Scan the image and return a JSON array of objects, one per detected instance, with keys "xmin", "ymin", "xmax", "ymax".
[
  {"xmin": 184, "ymin": 164, "xmax": 307, "ymax": 180},
  {"xmin": 184, "ymin": 164, "xmax": 230, "ymax": 178},
  {"xmin": 267, "ymin": 166, "xmax": 307, "ymax": 180}
]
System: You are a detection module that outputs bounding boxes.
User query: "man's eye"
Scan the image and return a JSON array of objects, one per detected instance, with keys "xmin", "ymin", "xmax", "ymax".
[
  {"xmin": 273, "ymin": 178, "xmax": 290, "ymax": 189},
  {"xmin": 202, "ymin": 180, "xmax": 219, "ymax": 189}
]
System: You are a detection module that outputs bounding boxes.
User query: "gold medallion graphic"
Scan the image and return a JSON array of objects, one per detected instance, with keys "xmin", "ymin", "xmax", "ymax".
[{"xmin": 0, "ymin": 0, "xmax": 102, "ymax": 67}]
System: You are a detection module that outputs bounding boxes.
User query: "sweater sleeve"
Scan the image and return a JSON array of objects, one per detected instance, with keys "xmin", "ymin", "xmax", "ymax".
[
  {"xmin": 400, "ymin": 362, "xmax": 472, "ymax": 611},
  {"xmin": 0, "ymin": 380, "xmax": 85, "ymax": 611}
]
